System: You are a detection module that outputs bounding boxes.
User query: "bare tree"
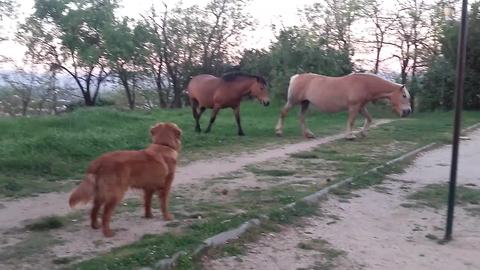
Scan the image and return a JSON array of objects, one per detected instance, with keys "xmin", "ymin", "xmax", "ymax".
[{"xmin": 357, "ymin": 0, "xmax": 398, "ymax": 73}]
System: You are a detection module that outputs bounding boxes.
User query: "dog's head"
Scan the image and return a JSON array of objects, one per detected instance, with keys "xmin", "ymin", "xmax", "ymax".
[{"xmin": 150, "ymin": 122, "xmax": 182, "ymax": 150}]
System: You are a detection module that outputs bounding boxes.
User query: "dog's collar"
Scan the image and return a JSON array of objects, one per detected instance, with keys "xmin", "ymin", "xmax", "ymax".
[{"xmin": 153, "ymin": 143, "xmax": 178, "ymax": 151}]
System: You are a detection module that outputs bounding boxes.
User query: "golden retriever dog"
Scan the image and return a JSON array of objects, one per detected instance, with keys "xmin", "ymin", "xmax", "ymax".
[{"xmin": 69, "ymin": 122, "xmax": 182, "ymax": 237}]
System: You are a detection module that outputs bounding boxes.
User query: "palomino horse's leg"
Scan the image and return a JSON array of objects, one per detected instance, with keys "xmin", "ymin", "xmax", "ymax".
[
  {"xmin": 300, "ymin": 100, "xmax": 315, "ymax": 139},
  {"xmin": 233, "ymin": 106, "xmax": 245, "ymax": 136},
  {"xmin": 275, "ymin": 102, "xmax": 292, "ymax": 136},
  {"xmin": 346, "ymin": 105, "xmax": 361, "ymax": 140},
  {"xmin": 191, "ymin": 99, "xmax": 201, "ymax": 132},
  {"xmin": 359, "ymin": 107, "xmax": 373, "ymax": 137},
  {"xmin": 205, "ymin": 106, "xmax": 220, "ymax": 133}
]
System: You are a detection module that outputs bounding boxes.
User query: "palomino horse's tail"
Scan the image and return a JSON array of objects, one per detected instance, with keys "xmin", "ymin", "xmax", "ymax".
[
  {"xmin": 275, "ymin": 74, "xmax": 299, "ymax": 136},
  {"xmin": 286, "ymin": 74, "xmax": 299, "ymax": 105}
]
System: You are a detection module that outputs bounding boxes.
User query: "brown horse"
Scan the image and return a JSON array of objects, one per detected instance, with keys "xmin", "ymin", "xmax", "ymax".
[
  {"xmin": 275, "ymin": 73, "xmax": 412, "ymax": 139},
  {"xmin": 187, "ymin": 72, "xmax": 270, "ymax": 136}
]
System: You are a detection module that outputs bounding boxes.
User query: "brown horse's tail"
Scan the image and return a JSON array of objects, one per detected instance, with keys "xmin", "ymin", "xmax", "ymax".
[{"xmin": 69, "ymin": 173, "xmax": 96, "ymax": 208}]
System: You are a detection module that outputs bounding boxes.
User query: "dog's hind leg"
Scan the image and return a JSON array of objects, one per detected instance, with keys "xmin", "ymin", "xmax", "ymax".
[
  {"xmin": 101, "ymin": 198, "xmax": 120, "ymax": 237},
  {"xmin": 90, "ymin": 198, "xmax": 102, "ymax": 229},
  {"xmin": 143, "ymin": 189, "xmax": 155, "ymax": 218}
]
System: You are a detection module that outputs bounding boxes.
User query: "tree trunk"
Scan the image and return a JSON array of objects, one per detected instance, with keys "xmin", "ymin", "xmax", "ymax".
[
  {"xmin": 120, "ymin": 71, "xmax": 135, "ymax": 110},
  {"xmin": 155, "ymin": 75, "xmax": 167, "ymax": 108}
]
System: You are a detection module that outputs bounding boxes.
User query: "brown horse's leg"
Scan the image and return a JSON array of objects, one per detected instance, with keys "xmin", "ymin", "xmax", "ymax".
[
  {"xmin": 233, "ymin": 106, "xmax": 245, "ymax": 136},
  {"xmin": 275, "ymin": 102, "xmax": 292, "ymax": 136},
  {"xmin": 359, "ymin": 107, "xmax": 373, "ymax": 137},
  {"xmin": 205, "ymin": 106, "xmax": 220, "ymax": 133},
  {"xmin": 191, "ymin": 99, "xmax": 201, "ymax": 132},
  {"xmin": 346, "ymin": 106, "xmax": 360, "ymax": 140},
  {"xmin": 300, "ymin": 100, "xmax": 315, "ymax": 139}
]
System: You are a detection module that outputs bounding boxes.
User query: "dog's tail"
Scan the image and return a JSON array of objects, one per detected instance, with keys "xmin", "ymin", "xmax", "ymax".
[{"xmin": 69, "ymin": 173, "xmax": 96, "ymax": 208}]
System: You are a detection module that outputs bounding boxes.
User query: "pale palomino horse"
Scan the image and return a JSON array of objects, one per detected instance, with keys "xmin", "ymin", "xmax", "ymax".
[{"xmin": 275, "ymin": 73, "xmax": 412, "ymax": 139}]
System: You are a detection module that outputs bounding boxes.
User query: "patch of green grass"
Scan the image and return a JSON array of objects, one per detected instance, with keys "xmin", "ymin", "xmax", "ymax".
[
  {"xmin": 70, "ymin": 213, "xmax": 255, "ymax": 270},
  {"xmin": 0, "ymin": 232, "xmax": 61, "ymax": 262},
  {"xmin": 52, "ymin": 256, "xmax": 81, "ymax": 265},
  {"xmin": 407, "ymin": 184, "xmax": 480, "ymax": 209},
  {"xmin": 290, "ymin": 152, "xmax": 320, "ymax": 159},
  {"xmin": 268, "ymin": 201, "xmax": 319, "ymax": 224},
  {"xmin": 25, "ymin": 215, "xmax": 65, "ymax": 231},
  {"xmin": 248, "ymin": 167, "xmax": 296, "ymax": 177},
  {"xmin": 465, "ymin": 207, "xmax": 480, "ymax": 217},
  {"xmin": 297, "ymin": 238, "xmax": 346, "ymax": 270}
]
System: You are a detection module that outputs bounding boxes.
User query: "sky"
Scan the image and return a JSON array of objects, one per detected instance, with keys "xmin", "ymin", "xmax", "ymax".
[
  {"xmin": 0, "ymin": 0, "xmax": 418, "ymax": 73},
  {"xmin": 0, "ymin": 0, "xmax": 316, "ymax": 68}
]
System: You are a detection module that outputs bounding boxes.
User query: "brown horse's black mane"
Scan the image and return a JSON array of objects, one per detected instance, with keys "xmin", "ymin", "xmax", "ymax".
[{"xmin": 221, "ymin": 72, "xmax": 267, "ymax": 86}]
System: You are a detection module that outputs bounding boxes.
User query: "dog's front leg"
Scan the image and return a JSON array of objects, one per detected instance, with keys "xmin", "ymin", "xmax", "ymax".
[{"xmin": 159, "ymin": 173, "xmax": 175, "ymax": 220}]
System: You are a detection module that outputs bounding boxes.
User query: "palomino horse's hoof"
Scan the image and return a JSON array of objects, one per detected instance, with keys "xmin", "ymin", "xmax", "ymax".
[
  {"xmin": 345, "ymin": 134, "xmax": 356, "ymax": 140},
  {"xmin": 275, "ymin": 130, "xmax": 283, "ymax": 137},
  {"xmin": 359, "ymin": 131, "xmax": 368, "ymax": 138}
]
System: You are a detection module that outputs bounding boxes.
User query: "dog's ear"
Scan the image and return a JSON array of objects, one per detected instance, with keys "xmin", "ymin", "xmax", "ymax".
[
  {"xmin": 167, "ymin": 123, "xmax": 182, "ymax": 138},
  {"xmin": 150, "ymin": 122, "xmax": 164, "ymax": 136}
]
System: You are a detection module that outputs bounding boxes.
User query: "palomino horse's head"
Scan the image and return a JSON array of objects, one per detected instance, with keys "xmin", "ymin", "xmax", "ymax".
[
  {"xmin": 250, "ymin": 77, "xmax": 270, "ymax": 106},
  {"xmin": 389, "ymin": 85, "xmax": 412, "ymax": 117}
]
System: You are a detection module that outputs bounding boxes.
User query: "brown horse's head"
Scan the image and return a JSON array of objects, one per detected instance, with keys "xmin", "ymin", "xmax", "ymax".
[
  {"xmin": 389, "ymin": 85, "xmax": 412, "ymax": 117},
  {"xmin": 250, "ymin": 77, "xmax": 270, "ymax": 106}
]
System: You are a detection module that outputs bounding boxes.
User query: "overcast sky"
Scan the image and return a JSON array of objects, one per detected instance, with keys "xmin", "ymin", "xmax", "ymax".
[
  {"xmin": 0, "ymin": 0, "xmax": 317, "ymax": 67},
  {"xmin": 0, "ymin": 0, "xmax": 439, "ymax": 72}
]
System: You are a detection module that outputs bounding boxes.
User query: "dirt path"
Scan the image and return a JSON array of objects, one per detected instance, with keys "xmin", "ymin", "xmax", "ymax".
[
  {"xmin": 206, "ymin": 129, "xmax": 480, "ymax": 270},
  {"xmin": 0, "ymin": 120, "xmax": 392, "ymax": 231}
]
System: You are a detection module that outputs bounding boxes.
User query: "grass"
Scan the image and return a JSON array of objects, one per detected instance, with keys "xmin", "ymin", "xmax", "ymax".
[
  {"xmin": 25, "ymin": 215, "xmax": 65, "ymax": 231},
  {"xmin": 248, "ymin": 167, "xmax": 296, "ymax": 177},
  {"xmin": 1, "ymin": 101, "xmax": 479, "ymax": 198},
  {"xmin": 0, "ymin": 101, "xmax": 351, "ymax": 198},
  {"xmin": 0, "ymin": 232, "xmax": 61, "ymax": 262},
  {"xmin": 297, "ymin": 238, "xmax": 347, "ymax": 270},
  {"xmin": 407, "ymin": 184, "xmax": 480, "ymax": 209}
]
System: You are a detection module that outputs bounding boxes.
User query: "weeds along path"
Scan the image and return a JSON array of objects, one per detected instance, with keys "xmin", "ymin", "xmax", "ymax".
[{"xmin": 0, "ymin": 120, "xmax": 393, "ymax": 231}]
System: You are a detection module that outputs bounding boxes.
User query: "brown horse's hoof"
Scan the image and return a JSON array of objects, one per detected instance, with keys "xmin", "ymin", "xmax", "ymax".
[
  {"xmin": 144, "ymin": 213, "xmax": 153, "ymax": 219},
  {"xmin": 238, "ymin": 131, "xmax": 245, "ymax": 136},
  {"xmin": 103, "ymin": 229, "xmax": 115, "ymax": 238}
]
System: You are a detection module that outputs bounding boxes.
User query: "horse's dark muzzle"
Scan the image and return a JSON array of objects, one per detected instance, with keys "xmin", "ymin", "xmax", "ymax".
[{"xmin": 401, "ymin": 109, "xmax": 412, "ymax": 117}]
